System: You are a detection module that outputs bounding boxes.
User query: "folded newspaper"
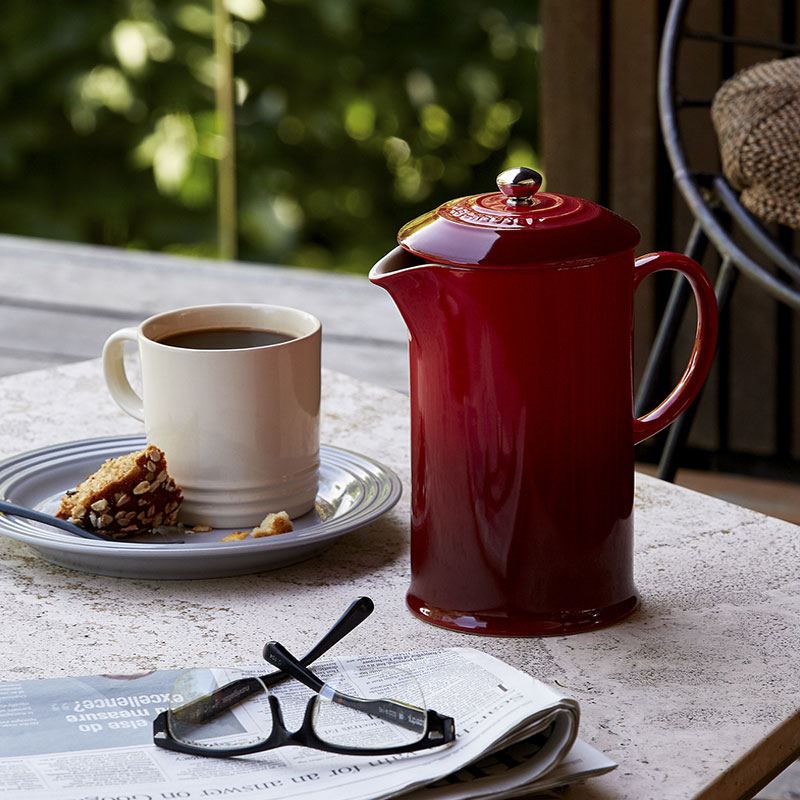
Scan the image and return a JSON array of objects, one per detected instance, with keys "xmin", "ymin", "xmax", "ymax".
[{"xmin": 0, "ymin": 648, "xmax": 615, "ymax": 800}]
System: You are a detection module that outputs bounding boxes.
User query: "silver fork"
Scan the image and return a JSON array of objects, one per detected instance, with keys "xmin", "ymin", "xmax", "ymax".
[{"xmin": 0, "ymin": 500, "xmax": 184, "ymax": 544}]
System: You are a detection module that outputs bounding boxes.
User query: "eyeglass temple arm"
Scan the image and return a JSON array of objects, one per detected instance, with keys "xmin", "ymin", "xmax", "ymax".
[
  {"xmin": 169, "ymin": 675, "xmax": 265, "ymax": 725},
  {"xmin": 265, "ymin": 641, "xmax": 440, "ymax": 736},
  {"xmin": 260, "ymin": 596, "xmax": 374, "ymax": 688},
  {"xmin": 170, "ymin": 597, "xmax": 375, "ymax": 724}
]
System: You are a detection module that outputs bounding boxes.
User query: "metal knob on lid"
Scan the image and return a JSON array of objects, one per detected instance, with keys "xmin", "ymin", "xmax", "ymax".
[{"xmin": 496, "ymin": 167, "xmax": 543, "ymax": 206}]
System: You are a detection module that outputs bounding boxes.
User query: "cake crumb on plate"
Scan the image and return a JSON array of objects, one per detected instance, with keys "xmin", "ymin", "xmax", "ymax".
[
  {"xmin": 221, "ymin": 530, "xmax": 251, "ymax": 542},
  {"xmin": 252, "ymin": 511, "xmax": 293, "ymax": 538}
]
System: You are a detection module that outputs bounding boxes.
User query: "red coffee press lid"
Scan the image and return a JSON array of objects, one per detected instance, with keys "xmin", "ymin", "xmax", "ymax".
[{"xmin": 397, "ymin": 167, "xmax": 641, "ymax": 268}]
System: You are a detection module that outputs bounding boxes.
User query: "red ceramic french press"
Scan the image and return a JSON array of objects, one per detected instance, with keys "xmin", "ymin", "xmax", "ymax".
[{"xmin": 370, "ymin": 168, "xmax": 718, "ymax": 637}]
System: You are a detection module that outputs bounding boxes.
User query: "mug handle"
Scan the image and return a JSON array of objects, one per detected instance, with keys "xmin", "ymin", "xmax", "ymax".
[
  {"xmin": 633, "ymin": 252, "xmax": 718, "ymax": 445},
  {"xmin": 102, "ymin": 327, "xmax": 145, "ymax": 422}
]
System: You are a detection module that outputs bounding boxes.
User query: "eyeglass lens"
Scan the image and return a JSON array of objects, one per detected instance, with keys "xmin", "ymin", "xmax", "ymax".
[
  {"xmin": 167, "ymin": 664, "xmax": 428, "ymax": 752},
  {"xmin": 168, "ymin": 669, "xmax": 271, "ymax": 750}
]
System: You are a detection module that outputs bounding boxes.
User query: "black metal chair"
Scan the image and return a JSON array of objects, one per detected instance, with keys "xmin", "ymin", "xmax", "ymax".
[{"xmin": 636, "ymin": 0, "xmax": 800, "ymax": 481}]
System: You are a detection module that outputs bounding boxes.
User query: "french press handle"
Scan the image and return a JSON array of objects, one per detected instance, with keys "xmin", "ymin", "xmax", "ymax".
[{"xmin": 632, "ymin": 252, "xmax": 718, "ymax": 444}]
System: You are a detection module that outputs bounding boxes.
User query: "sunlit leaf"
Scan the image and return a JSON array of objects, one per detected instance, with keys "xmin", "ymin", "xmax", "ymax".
[
  {"xmin": 344, "ymin": 100, "xmax": 375, "ymax": 141},
  {"xmin": 224, "ymin": 0, "xmax": 265, "ymax": 22},
  {"xmin": 419, "ymin": 104, "xmax": 451, "ymax": 146},
  {"xmin": 112, "ymin": 21, "xmax": 149, "ymax": 73},
  {"xmin": 134, "ymin": 113, "xmax": 198, "ymax": 195},
  {"xmin": 175, "ymin": 3, "xmax": 215, "ymax": 36}
]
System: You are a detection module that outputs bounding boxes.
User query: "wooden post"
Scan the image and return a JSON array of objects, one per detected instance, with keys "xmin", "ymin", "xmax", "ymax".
[
  {"xmin": 541, "ymin": 1, "xmax": 659, "ymax": 384},
  {"xmin": 213, "ymin": 0, "xmax": 238, "ymax": 261},
  {"xmin": 540, "ymin": 2, "xmax": 604, "ymax": 203}
]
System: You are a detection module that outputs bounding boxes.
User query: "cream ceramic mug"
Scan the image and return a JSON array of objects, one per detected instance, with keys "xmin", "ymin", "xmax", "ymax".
[{"xmin": 102, "ymin": 304, "xmax": 321, "ymax": 527}]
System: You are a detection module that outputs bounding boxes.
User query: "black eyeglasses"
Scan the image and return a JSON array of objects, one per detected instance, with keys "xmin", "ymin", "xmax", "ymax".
[{"xmin": 153, "ymin": 597, "xmax": 456, "ymax": 758}]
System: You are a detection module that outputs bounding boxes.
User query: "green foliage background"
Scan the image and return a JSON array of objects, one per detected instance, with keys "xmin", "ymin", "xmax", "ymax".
[{"xmin": 0, "ymin": 0, "xmax": 540, "ymax": 273}]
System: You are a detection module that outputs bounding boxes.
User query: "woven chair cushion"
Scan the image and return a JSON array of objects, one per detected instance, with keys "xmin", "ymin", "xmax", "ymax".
[{"xmin": 711, "ymin": 56, "xmax": 800, "ymax": 229}]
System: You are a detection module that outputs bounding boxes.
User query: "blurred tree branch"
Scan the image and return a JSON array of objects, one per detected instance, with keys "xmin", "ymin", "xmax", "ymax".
[{"xmin": 214, "ymin": 0, "xmax": 237, "ymax": 260}]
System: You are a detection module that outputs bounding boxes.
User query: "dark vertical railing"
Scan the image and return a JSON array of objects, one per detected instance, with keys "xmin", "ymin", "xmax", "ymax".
[
  {"xmin": 775, "ymin": 0, "xmax": 798, "ymax": 461},
  {"xmin": 776, "ymin": 227, "xmax": 795, "ymax": 460},
  {"xmin": 715, "ymin": 0, "xmax": 736, "ymax": 457}
]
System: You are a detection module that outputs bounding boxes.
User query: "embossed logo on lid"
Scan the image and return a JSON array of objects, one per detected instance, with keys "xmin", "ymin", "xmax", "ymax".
[{"xmin": 439, "ymin": 192, "xmax": 578, "ymax": 229}]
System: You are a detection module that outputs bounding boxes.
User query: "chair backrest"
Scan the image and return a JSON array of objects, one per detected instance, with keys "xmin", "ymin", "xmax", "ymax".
[
  {"xmin": 647, "ymin": 0, "xmax": 800, "ymax": 473},
  {"xmin": 659, "ymin": 0, "xmax": 800, "ymax": 309}
]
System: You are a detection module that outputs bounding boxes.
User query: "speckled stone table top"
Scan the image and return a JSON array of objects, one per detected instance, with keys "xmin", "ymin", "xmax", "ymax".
[{"xmin": 0, "ymin": 360, "xmax": 797, "ymax": 800}]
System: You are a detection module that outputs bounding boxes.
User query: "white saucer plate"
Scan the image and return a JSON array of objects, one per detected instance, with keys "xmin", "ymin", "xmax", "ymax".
[{"xmin": 0, "ymin": 435, "xmax": 402, "ymax": 580}]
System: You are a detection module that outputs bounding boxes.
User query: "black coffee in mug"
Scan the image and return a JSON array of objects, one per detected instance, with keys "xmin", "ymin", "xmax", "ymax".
[{"xmin": 158, "ymin": 327, "xmax": 295, "ymax": 350}]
